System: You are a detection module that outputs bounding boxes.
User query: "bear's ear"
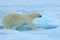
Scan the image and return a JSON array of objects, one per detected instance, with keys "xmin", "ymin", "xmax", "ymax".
[
  {"xmin": 30, "ymin": 12, "xmax": 34, "ymax": 15},
  {"xmin": 32, "ymin": 13, "xmax": 35, "ymax": 15},
  {"xmin": 32, "ymin": 12, "xmax": 38, "ymax": 14}
]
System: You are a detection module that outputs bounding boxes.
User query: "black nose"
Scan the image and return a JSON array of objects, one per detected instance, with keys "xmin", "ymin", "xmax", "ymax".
[{"xmin": 39, "ymin": 15, "xmax": 42, "ymax": 17}]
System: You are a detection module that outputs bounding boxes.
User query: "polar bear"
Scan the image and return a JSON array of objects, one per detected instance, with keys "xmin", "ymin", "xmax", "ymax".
[{"xmin": 3, "ymin": 13, "xmax": 42, "ymax": 30}]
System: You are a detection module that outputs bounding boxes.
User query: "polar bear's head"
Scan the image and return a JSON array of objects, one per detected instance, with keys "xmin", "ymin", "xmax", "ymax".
[{"xmin": 29, "ymin": 12, "xmax": 42, "ymax": 19}]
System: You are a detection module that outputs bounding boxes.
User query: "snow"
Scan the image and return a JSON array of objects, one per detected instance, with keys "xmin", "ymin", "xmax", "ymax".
[{"xmin": 0, "ymin": 29, "xmax": 60, "ymax": 40}]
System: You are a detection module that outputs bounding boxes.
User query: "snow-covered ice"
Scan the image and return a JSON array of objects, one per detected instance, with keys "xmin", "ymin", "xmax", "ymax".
[{"xmin": 0, "ymin": 29, "xmax": 60, "ymax": 40}]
